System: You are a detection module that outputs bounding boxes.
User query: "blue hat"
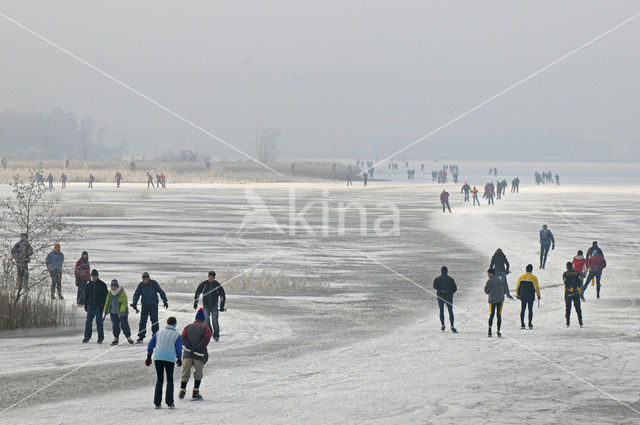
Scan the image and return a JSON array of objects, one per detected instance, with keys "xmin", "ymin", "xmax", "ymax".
[{"xmin": 195, "ymin": 308, "xmax": 205, "ymax": 322}]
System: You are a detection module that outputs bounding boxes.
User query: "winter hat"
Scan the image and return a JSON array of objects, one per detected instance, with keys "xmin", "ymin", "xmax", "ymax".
[
  {"xmin": 487, "ymin": 268, "xmax": 495, "ymax": 274},
  {"xmin": 195, "ymin": 308, "xmax": 205, "ymax": 322},
  {"xmin": 441, "ymin": 266, "xmax": 448, "ymax": 274},
  {"xmin": 91, "ymin": 269, "xmax": 99, "ymax": 277},
  {"xmin": 142, "ymin": 272, "xmax": 150, "ymax": 279},
  {"xmin": 566, "ymin": 262, "xmax": 573, "ymax": 269},
  {"xmin": 208, "ymin": 271, "xmax": 216, "ymax": 277},
  {"xmin": 81, "ymin": 251, "xmax": 88, "ymax": 257},
  {"xmin": 110, "ymin": 279, "xmax": 119, "ymax": 287}
]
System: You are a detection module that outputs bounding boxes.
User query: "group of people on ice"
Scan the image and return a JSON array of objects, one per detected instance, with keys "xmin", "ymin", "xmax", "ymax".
[
  {"xmin": 432, "ymin": 227, "xmax": 607, "ymax": 337},
  {"xmin": 34, "ymin": 170, "xmax": 168, "ymax": 189},
  {"xmin": 535, "ymin": 170, "xmax": 560, "ymax": 185}
]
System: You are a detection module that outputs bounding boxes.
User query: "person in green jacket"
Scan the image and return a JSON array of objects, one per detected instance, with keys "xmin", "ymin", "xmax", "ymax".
[{"xmin": 104, "ymin": 280, "xmax": 134, "ymax": 345}]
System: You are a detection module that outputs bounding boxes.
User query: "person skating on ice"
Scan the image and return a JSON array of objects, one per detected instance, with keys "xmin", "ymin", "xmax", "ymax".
[
  {"xmin": 539, "ymin": 224, "xmax": 555, "ymax": 269},
  {"xmin": 179, "ymin": 308, "xmax": 212, "ymax": 400},
  {"xmin": 485, "ymin": 268, "xmax": 505, "ymax": 337},
  {"xmin": 515, "ymin": 264, "xmax": 541, "ymax": 329}
]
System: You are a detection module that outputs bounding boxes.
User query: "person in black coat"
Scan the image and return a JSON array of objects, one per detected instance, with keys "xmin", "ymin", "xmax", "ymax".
[
  {"xmin": 83, "ymin": 269, "xmax": 108, "ymax": 343},
  {"xmin": 132, "ymin": 272, "xmax": 168, "ymax": 343},
  {"xmin": 433, "ymin": 266, "xmax": 457, "ymax": 333},
  {"xmin": 563, "ymin": 263, "xmax": 583, "ymax": 327},
  {"xmin": 194, "ymin": 271, "xmax": 226, "ymax": 341},
  {"xmin": 490, "ymin": 249, "xmax": 513, "ymax": 299}
]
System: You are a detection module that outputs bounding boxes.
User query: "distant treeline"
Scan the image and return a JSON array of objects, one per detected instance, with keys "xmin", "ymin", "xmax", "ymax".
[{"xmin": 0, "ymin": 107, "xmax": 125, "ymax": 159}]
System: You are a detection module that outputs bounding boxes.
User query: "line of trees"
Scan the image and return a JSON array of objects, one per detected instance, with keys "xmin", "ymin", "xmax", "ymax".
[{"xmin": 0, "ymin": 107, "xmax": 125, "ymax": 159}]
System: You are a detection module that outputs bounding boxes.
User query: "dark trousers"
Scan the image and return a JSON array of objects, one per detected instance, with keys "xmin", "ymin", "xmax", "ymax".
[
  {"xmin": 520, "ymin": 299, "xmax": 534, "ymax": 327},
  {"xmin": 487, "ymin": 196, "xmax": 494, "ymax": 205},
  {"xmin": 442, "ymin": 200, "xmax": 451, "ymax": 213},
  {"xmin": 154, "ymin": 360, "xmax": 175, "ymax": 406},
  {"xmin": 437, "ymin": 298, "xmax": 454, "ymax": 327},
  {"xmin": 16, "ymin": 263, "xmax": 29, "ymax": 289},
  {"xmin": 540, "ymin": 244, "xmax": 551, "ymax": 267},
  {"xmin": 582, "ymin": 270, "xmax": 602, "ymax": 297},
  {"xmin": 489, "ymin": 303, "xmax": 503, "ymax": 331},
  {"xmin": 84, "ymin": 304, "xmax": 104, "ymax": 340},
  {"xmin": 49, "ymin": 270, "xmax": 62, "ymax": 296},
  {"xmin": 463, "ymin": 192, "xmax": 469, "ymax": 201},
  {"xmin": 76, "ymin": 278, "xmax": 87, "ymax": 305},
  {"xmin": 203, "ymin": 305, "xmax": 220, "ymax": 339},
  {"xmin": 138, "ymin": 305, "xmax": 159, "ymax": 339},
  {"xmin": 110, "ymin": 313, "xmax": 131, "ymax": 338},
  {"xmin": 565, "ymin": 295, "xmax": 583, "ymax": 325}
]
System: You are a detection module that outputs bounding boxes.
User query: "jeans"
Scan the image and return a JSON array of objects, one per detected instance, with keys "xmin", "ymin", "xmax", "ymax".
[
  {"xmin": 489, "ymin": 303, "xmax": 503, "ymax": 332},
  {"xmin": 110, "ymin": 313, "xmax": 131, "ymax": 338},
  {"xmin": 463, "ymin": 192, "xmax": 469, "ymax": 202},
  {"xmin": 473, "ymin": 195, "xmax": 480, "ymax": 206},
  {"xmin": 494, "ymin": 271, "xmax": 510, "ymax": 295},
  {"xmin": 582, "ymin": 270, "xmax": 602, "ymax": 297},
  {"xmin": 520, "ymin": 299, "xmax": 534, "ymax": 327},
  {"xmin": 49, "ymin": 270, "xmax": 62, "ymax": 296},
  {"xmin": 437, "ymin": 298, "xmax": 454, "ymax": 327},
  {"xmin": 442, "ymin": 200, "xmax": 451, "ymax": 213},
  {"xmin": 565, "ymin": 295, "xmax": 583, "ymax": 325},
  {"xmin": 540, "ymin": 244, "xmax": 551, "ymax": 267},
  {"xmin": 84, "ymin": 304, "xmax": 104, "ymax": 340},
  {"xmin": 138, "ymin": 304, "xmax": 159, "ymax": 339},
  {"xmin": 154, "ymin": 360, "xmax": 175, "ymax": 406},
  {"xmin": 203, "ymin": 305, "xmax": 220, "ymax": 339}
]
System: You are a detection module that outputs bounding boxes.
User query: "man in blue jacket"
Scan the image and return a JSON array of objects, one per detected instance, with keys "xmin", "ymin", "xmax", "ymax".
[
  {"xmin": 45, "ymin": 243, "xmax": 64, "ymax": 299},
  {"xmin": 539, "ymin": 224, "xmax": 555, "ymax": 269},
  {"xmin": 133, "ymin": 272, "xmax": 168, "ymax": 343},
  {"xmin": 146, "ymin": 316, "xmax": 182, "ymax": 409}
]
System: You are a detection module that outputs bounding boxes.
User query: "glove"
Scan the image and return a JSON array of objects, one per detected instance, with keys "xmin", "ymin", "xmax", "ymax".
[
  {"xmin": 145, "ymin": 355, "xmax": 152, "ymax": 367},
  {"xmin": 193, "ymin": 301, "xmax": 198, "ymax": 310},
  {"xmin": 163, "ymin": 302, "xmax": 169, "ymax": 309},
  {"xmin": 219, "ymin": 307, "xmax": 226, "ymax": 312},
  {"xmin": 176, "ymin": 359, "xmax": 182, "ymax": 367},
  {"xmin": 552, "ymin": 245, "xmax": 555, "ymax": 250}
]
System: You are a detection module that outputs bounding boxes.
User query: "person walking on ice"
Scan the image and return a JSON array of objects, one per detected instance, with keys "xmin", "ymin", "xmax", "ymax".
[
  {"xmin": 74, "ymin": 251, "xmax": 91, "ymax": 307},
  {"xmin": 471, "ymin": 186, "xmax": 481, "ymax": 206},
  {"xmin": 515, "ymin": 264, "xmax": 541, "ymax": 329},
  {"xmin": 146, "ymin": 171, "xmax": 155, "ymax": 188},
  {"xmin": 489, "ymin": 248, "xmax": 513, "ymax": 299},
  {"xmin": 563, "ymin": 262, "xmax": 583, "ymax": 327},
  {"xmin": 583, "ymin": 253, "xmax": 606, "ymax": 299},
  {"xmin": 83, "ymin": 269, "xmax": 108, "ymax": 343},
  {"xmin": 440, "ymin": 189, "xmax": 452, "ymax": 213},
  {"xmin": 179, "ymin": 308, "xmax": 212, "ymax": 400},
  {"xmin": 146, "ymin": 316, "xmax": 182, "ymax": 409},
  {"xmin": 194, "ymin": 271, "xmax": 226, "ymax": 341},
  {"xmin": 433, "ymin": 266, "xmax": 457, "ymax": 333},
  {"xmin": 485, "ymin": 268, "xmax": 505, "ymax": 337},
  {"xmin": 461, "ymin": 182, "xmax": 471, "ymax": 202},
  {"xmin": 539, "ymin": 224, "xmax": 555, "ymax": 269},
  {"xmin": 45, "ymin": 243, "xmax": 64, "ymax": 299},
  {"xmin": 133, "ymin": 272, "xmax": 169, "ymax": 343},
  {"xmin": 104, "ymin": 279, "xmax": 135, "ymax": 345}
]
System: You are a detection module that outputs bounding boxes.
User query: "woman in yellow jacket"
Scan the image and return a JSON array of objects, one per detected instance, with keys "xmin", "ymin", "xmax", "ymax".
[
  {"xmin": 104, "ymin": 280, "xmax": 134, "ymax": 345},
  {"xmin": 515, "ymin": 264, "xmax": 541, "ymax": 330}
]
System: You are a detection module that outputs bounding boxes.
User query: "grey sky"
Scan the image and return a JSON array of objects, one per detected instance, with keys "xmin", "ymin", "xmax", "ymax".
[{"xmin": 1, "ymin": 0, "xmax": 639, "ymax": 161}]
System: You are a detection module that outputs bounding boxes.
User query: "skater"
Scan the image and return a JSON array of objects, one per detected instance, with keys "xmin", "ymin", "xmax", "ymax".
[
  {"xmin": 61, "ymin": 172, "xmax": 67, "ymax": 189},
  {"xmin": 433, "ymin": 266, "xmax": 457, "ymax": 333},
  {"xmin": 115, "ymin": 171, "xmax": 123, "ymax": 188},
  {"xmin": 563, "ymin": 262, "xmax": 583, "ymax": 327},
  {"xmin": 156, "ymin": 173, "xmax": 162, "ymax": 189},
  {"xmin": 485, "ymin": 268, "xmax": 505, "ymax": 337},
  {"xmin": 83, "ymin": 269, "xmax": 108, "ymax": 343},
  {"xmin": 461, "ymin": 182, "xmax": 471, "ymax": 202},
  {"xmin": 583, "ymin": 253, "xmax": 606, "ymax": 299},
  {"xmin": 146, "ymin": 171, "xmax": 155, "ymax": 188},
  {"xmin": 362, "ymin": 172, "xmax": 368, "ymax": 187},
  {"xmin": 74, "ymin": 251, "xmax": 91, "ymax": 307},
  {"xmin": 585, "ymin": 241, "xmax": 604, "ymax": 260},
  {"xmin": 489, "ymin": 249, "xmax": 513, "ymax": 299},
  {"xmin": 440, "ymin": 190, "xmax": 451, "ymax": 213},
  {"xmin": 539, "ymin": 224, "xmax": 555, "ymax": 269},
  {"xmin": 36, "ymin": 172, "xmax": 45, "ymax": 189},
  {"xmin": 179, "ymin": 308, "xmax": 212, "ymax": 400},
  {"xmin": 11, "ymin": 233, "xmax": 33, "ymax": 291},
  {"xmin": 471, "ymin": 186, "xmax": 480, "ymax": 206},
  {"xmin": 515, "ymin": 265, "xmax": 541, "ymax": 329},
  {"xmin": 45, "ymin": 243, "xmax": 64, "ymax": 299},
  {"xmin": 555, "ymin": 174, "xmax": 560, "ymax": 185},
  {"xmin": 88, "ymin": 174, "xmax": 95, "ymax": 188},
  {"xmin": 346, "ymin": 174, "xmax": 352, "ymax": 186},
  {"xmin": 193, "ymin": 271, "xmax": 226, "ymax": 341},
  {"xmin": 146, "ymin": 317, "xmax": 182, "ymax": 409},
  {"xmin": 47, "ymin": 173, "xmax": 54, "ymax": 189},
  {"xmin": 160, "ymin": 173, "xmax": 166, "ymax": 188},
  {"xmin": 104, "ymin": 279, "xmax": 134, "ymax": 345},
  {"xmin": 133, "ymin": 272, "xmax": 169, "ymax": 343},
  {"xmin": 572, "ymin": 250, "xmax": 587, "ymax": 294}
]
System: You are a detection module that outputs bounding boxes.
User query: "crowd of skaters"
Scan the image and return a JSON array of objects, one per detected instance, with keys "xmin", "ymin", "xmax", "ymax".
[{"xmin": 34, "ymin": 170, "xmax": 167, "ymax": 189}]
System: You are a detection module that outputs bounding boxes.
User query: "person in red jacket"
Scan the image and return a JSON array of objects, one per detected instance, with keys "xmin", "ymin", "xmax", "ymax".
[
  {"xmin": 572, "ymin": 250, "xmax": 587, "ymax": 288},
  {"xmin": 74, "ymin": 251, "xmax": 91, "ymax": 307},
  {"xmin": 582, "ymin": 254, "xmax": 607, "ymax": 299},
  {"xmin": 440, "ymin": 190, "xmax": 451, "ymax": 213}
]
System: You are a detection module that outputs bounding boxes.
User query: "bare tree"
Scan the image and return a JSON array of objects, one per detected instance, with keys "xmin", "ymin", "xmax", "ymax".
[
  {"xmin": 255, "ymin": 128, "xmax": 280, "ymax": 163},
  {"xmin": 0, "ymin": 168, "xmax": 83, "ymax": 308},
  {"xmin": 78, "ymin": 116, "xmax": 95, "ymax": 159}
]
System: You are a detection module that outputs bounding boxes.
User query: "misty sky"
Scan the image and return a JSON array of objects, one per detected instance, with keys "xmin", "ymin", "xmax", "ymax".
[{"xmin": 1, "ymin": 1, "xmax": 640, "ymax": 161}]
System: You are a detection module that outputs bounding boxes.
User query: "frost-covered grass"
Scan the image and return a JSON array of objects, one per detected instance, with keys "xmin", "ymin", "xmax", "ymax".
[
  {"xmin": 0, "ymin": 291, "xmax": 76, "ymax": 331},
  {"xmin": 165, "ymin": 269, "xmax": 331, "ymax": 296},
  {"xmin": 54, "ymin": 205, "xmax": 126, "ymax": 217},
  {"xmin": 0, "ymin": 159, "xmax": 354, "ymax": 184}
]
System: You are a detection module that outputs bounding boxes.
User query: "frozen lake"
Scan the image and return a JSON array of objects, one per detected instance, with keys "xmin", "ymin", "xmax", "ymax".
[{"xmin": 0, "ymin": 179, "xmax": 639, "ymax": 424}]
